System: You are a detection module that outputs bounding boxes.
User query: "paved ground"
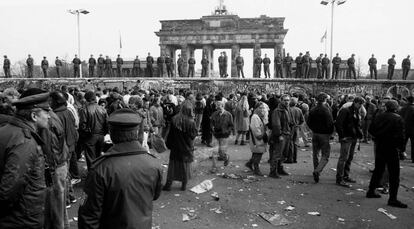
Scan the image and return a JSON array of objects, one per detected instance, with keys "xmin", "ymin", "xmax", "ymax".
[{"xmin": 68, "ymin": 136, "xmax": 414, "ymax": 229}]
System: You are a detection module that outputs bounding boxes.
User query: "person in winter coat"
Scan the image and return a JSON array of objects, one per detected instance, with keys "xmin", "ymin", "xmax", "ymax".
[{"xmin": 234, "ymin": 95, "xmax": 250, "ymax": 145}]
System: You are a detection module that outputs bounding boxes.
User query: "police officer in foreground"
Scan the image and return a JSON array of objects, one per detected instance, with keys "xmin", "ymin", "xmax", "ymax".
[
  {"xmin": 55, "ymin": 56, "xmax": 63, "ymax": 78},
  {"xmin": 26, "ymin": 54, "xmax": 34, "ymax": 78},
  {"xmin": 0, "ymin": 89, "xmax": 50, "ymax": 228},
  {"xmin": 116, "ymin": 54, "xmax": 123, "ymax": 77},
  {"xmin": 72, "ymin": 54, "xmax": 81, "ymax": 78},
  {"xmin": 177, "ymin": 54, "xmax": 184, "ymax": 77},
  {"xmin": 201, "ymin": 54, "xmax": 209, "ymax": 77},
  {"xmin": 263, "ymin": 54, "xmax": 271, "ymax": 78},
  {"xmin": 402, "ymin": 55, "xmax": 411, "ymax": 80},
  {"xmin": 301, "ymin": 51, "xmax": 312, "ymax": 78},
  {"xmin": 366, "ymin": 100, "xmax": 407, "ymax": 208},
  {"xmin": 41, "ymin": 56, "xmax": 49, "ymax": 78},
  {"xmin": 295, "ymin": 53, "xmax": 302, "ymax": 78},
  {"xmin": 321, "ymin": 54, "xmax": 330, "ymax": 79},
  {"xmin": 165, "ymin": 54, "xmax": 173, "ymax": 78},
  {"xmin": 146, "ymin": 53, "xmax": 154, "ymax": 77},
  {"xmin": 187, "ymin": 54, "xmax": 196, "ymax": 77},
  {"xmin": 315, "ymin": 53, "xmax": 323, "ymax": 79},
  {"xmin": 88, "ymin": 54, "xmax": 96, "ymax": 77},
  {"xmin": 332, "ymin": 53, "xmax": 342, "ymax": 79},
  {"xmin": 78, "ymin": 108, "xmax": 163, "ymax": 229},
  {"xmin": 3, "ymin": 55, "xmax": 11, "ymax": 78},
  {"xmin": 283, "ymin": 53, "xmax": 293, "ymax": 78},
  {"xmin": 368, "ymin": 54, "xmax": 378, "ymax": 80},
  {"xmin": 157, "ymin": 54, "xmax": 165, "ymax": 77},
  {"xmin": 97, "ymin": 54, "xmax": 105, "ymax": 78},
  {"xmin": 236, "ymin": 53, "xmax": 244, "ymax": 78},
  {"xmin": 105, "ymin": 56, "xmax": 112, "ymax": 77},
  {"xmin": 254, "ymin": 54, "xmax": 262, "ymax": 78},
  {"xmin": 387, "ymin": 54, "xmax": 396, "ymax": 80},
  {"xmin": 347, "ymin": 54, "xmax": 356, "ymax": 79}
]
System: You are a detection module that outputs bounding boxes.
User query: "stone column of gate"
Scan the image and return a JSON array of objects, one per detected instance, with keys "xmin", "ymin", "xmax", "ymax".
[
  {"xmin": 202, "ymin": 45, "xmax": 214, "ymax": 78},
  {"xmin": 274, "ymin": 43, "xmax": 283, "ymax": 78},
  {"xmin": 253, "ymin": 43, "xmax": 262, "ymax": 78},
  {"xmin": 231, "ymin": 44, "xmax": 240, "ymax": 78}
]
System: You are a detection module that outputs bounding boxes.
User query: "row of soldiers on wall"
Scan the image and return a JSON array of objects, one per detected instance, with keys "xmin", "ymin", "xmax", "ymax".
[{"xmin": 1, "ymin": 52, "xmax": 411, "ymax": 79}]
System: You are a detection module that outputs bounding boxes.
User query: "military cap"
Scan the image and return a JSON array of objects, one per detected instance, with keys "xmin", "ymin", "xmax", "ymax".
[
  {"xmin": 13, "ymin": 88, "xmax": 50, "ymax": 111},
  {"xmin": 108, "ymin": 108, "xmax": 142, "ymax": 130}
]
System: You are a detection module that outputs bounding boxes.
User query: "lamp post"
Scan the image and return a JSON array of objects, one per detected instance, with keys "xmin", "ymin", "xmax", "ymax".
[
  {"xmin": 68, "ymin": 9, "xmax": 89, "ymax": 78},
  {"xmin": 320, "ymin": 0, "xmax": 346, "ymax": 79}
]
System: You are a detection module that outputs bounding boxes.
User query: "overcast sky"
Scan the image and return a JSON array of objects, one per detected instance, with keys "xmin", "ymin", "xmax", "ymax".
[{"xmin": 0, "ymin": 0, "xmax": 412, "ymax": 74}]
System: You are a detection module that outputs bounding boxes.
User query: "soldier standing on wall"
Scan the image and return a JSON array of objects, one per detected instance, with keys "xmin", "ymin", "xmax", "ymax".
[
  {"xmin": 177, "ymin": 54, "xmax": 184, "ymax": 77},
  {"xmin": 283, "ymin": 53, "xmax": 293, "ymax": 78},
  {"xmin": 55, "ymin": 56, "xmax": 63, "ymax": 78},
  {"xmin": 223, "ymin": 52, "xmax": 228, "ymax": 77},
  {"xmin": 97, "ymin": 54, "xmax": 105, "ymax": 78},
  {"xmin": 132, "ymin": 56, "xmax": 141, "ymax": 77},
  {"xmin": 387, "ymin": 55, "xmax": 396, "ymax": 80},
  {"xmin": 368, "ymin": 54, "xmax": 378, "ymax": 80},
  {"xmin": 165, "ymin": 54, "xmax": 173, "ymax": 78},
  {"xmin": 157, "ymin": 54, "xmax": 165, "ymax": 77},
  {"xmin": 116, "ymin": 54, "xmax": 123, "ymax": 77},
  {"xmin": 41, "ymin": 56, "xmax": 49, "ymax": 78},
  {"xmin": 347, "ymin": 54, "xmax": 357, "ymax": 79},
  {"xmin": 72, "ymin": 54, "xmax": 81, "ymax": 78},
  {"xmin": 146, "ymin": 52, "xmax": 154, "ymax": 77},
  {"xmin": 3, "ymin": 55, "xmax": 11, "ymax": 78},
  {"xmin": 321, "ymin": 54, "xmax": 330, "ymax": 79},
  {"xmin": 301, "ymin": 51, "xmax": 312, "ymax": 78},
  {"xmin": 274, "ymin": 53, "xmax": 283, "ymax": 78},
  {"xmin": 402, "ymin": 55, "xmax": 411, "ymax": 80},
  {"xmin": 105, "ymin": 56, "xmax": 112, "ymax": 77},
  {"xmin": 218, "ymin": 52, "xmax": 224, "ymax": 77},
  {"xmin": 187, "ymin": 54, "xmax": 196, "ymax": 77},
  {"xmin": 201, "ymin": 55, "xmax": 209, "ymax": 77},
  {"xmin": 295, "ymin": 53, "xmax": 303, "ymax": 78},
  {"xmin": 315, "ymin": 53, "xmax": 323, "ymax": 79},
  {"xmin": 88, "ymin": 54, "xmax": 96, "ymax": 77},
  {"xmin": 254, "ymin": 54, "xmax": 262, "ymax": 78},
  {"xmin": 26, "ymin": 54, "xmax": 34, "ymax": 78},
  {"xmin": 332, "ymin": 53, "xmax": 342, "ymax": 79},
  {"xmin": 236, "ymin": 53, "xmax": 244, "ymax": 78},
  {"xmin": 263, "ymin": 54, "xmax": 271, "ymax": 78}
]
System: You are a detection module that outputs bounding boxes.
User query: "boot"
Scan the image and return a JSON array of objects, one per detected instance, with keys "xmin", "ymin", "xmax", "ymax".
[
  {"xmin": 181, "ymin": 181, "xmax": 187, "ymax": 191},
  {"xmin": 269, "ymin": 163, "xmax": 281, "ymax": 179},
  {"xmin": 245, "ymin": 160, "xmax": 253, "ymax": 171},
  {"xmin": 162, "ymin": 180, "xmax": 172, "ymax": 191},
  {"xmin": 253, "ymin": 163, "xmax": 263, "ymax": 176},
  {"xmin": 278, "ymin": 162, "xmax": 289, "ymax": 176}
]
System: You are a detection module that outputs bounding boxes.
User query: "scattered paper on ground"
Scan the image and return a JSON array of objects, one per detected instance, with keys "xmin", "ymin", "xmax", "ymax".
[
  {"xmin": 377, "ymin": 208, "xmax": 397, "ymax": 220},
  {"xmin": 308, "ymin": 212, "xmax": 321, "ymax": 216},
  {"xmin": 190, "ymin": 179, "xmax": 215, "ymax": 194},
  {"xmin": 258, "ymin": 212, "xmax": 290, "ymax": 226}
]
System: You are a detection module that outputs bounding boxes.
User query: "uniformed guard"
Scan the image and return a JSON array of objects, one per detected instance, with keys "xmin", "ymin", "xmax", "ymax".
[
  {"xmin": 26, "ymin": 54, "xmax": 34, "ymax": 78},
  {"xmin": 274, "ymin": 53, "xmax": 283, "ymax": 78},
  {"xmin": 368, "ymin": 54, "xmax": 378, "ymax": 80},
  {"xmin": 0, "ymin": 88, "xmax": 51, "ymax": 228},
  {"xmin": 132, "ymin": 55, "xmax": 141, "ymax": 77},
  {"xmin": 78, "ymin": 108, "xmax": 163, "ymax": 229},
  {"xmin": 55, "ymin": 56, "xmax": 63, "ymax": 78},
  {"xmin": 236, "ymin": 53, "xmax": 244, "ymax": 78},
  {"xmin": 88, "ymin": 54, "xmax": 96, "ymax": 77},
  {"xmin": 263, "ymin": 54, "xmax": 271, "ymax": 78},
  {"xmin": 3, "ymin": 55, "xmax": 11, "ymax": 78},
  {"xmin": 41, "ymin": 56, "xmax": 49, "ymax": 78},
  {"xmin": 387, "ymin": 55, "xmax": 396, "ymax": 80},
  {"xmin": 146, "ymin": 52, "xmax": 154, "ymax": 77},
  {"xmin": 283, "ymin": 53, "xmax": 293, "ymax": 78},
  {"xmin": 254, "ymin": 54, "xmax": 262, "ymax": 78},
  {"xmin": 97, "ymin": 54, "xmax": 105, "ymax": 78},
  {"xmin": 177, "ymin": 54, "xmax": 184, "ymax": 77},
  {"xmin": 301, "ymin": 51, "xmax": 312, "ymax": 78},
  {"xmin": 347, "ymin": 54, "xmax": 357, "ymax": 79},
  {"xmin": 201, "ymin": 54, "xmax": 209, "ymax": 77},
  {"xmin": 105, "ymin": 56, "xmax": 112, "ymax": 77},
  {"xmin": 187, "ymin": 55, "xmax": 196, "ymax": 77},
  {"xmin": 315, "ymin": 53, "xmax": 323, "ymax": 79},
  {"xmin": 223, "ymin": 52, "xmax": 228, "ymax": 77},
  {"xmin": 165, "ymin": 54, "xmax": 173, "ymax": 77},
  {"xmin": 116, "ymin": 54, "xmax": 123, "ymax": 77},
  {"xmin": 157, "ymin": 55, "xmax": 165, "ymax": 77},
  {"xmin": 295, "ymin": 53, "xmax": 303, "ymax": 78},
  {"xmin": 332, "ymin": 53, "xmax": 342, "ymax": 79},
  {"xmin": 218, "ymin": 52, "xmax": 224, "ymax": 77},
  {"xmin": 402, "ymin": 55, "xmax": 411, "ymax": 80},
  {"xmin": 321, "ymin": 54, "xmax": 330, "ymax": 79},
  {"xmin": 72, "ymin": 54, "xmax": 81, "ymax": 78}
]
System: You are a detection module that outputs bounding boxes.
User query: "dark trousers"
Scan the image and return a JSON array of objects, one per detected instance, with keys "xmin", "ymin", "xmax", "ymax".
[
  {"xmin": 117, "ymin": 66, "xmax": 122, "ymax": 77},
  {"xmin": 296, "ymin": 65, "xmax": 302, "ymax": 78},
  {"xmin": 178, "ymin": 65, "xmax": 183, "ymax": 77},
  {"xmin": 89, "ymin": 66, "xmax": 95, "ymax": 77},
  {"xmin": 201, "ymin": 66, "xmax": 208, "ymax": 77},
  {"xmin": 132, "ymin": 67, "xmax": 140, "ymax": 77},
  {"xmin": 254, "ymin": 65, "xmax": 261, "ymax": 78},
  {"xmin": 316, "ymin": 65, "xmax": 322, "ymax": 78},
  {"xmin": 158, "ymin": 65, "xmax": 164, "ymax": 77},
  {"xmin": 98, "ymin": 66, "xmax": 104, "ymax": 77},
  {"xmin": 56, "ymin": 67, "xmax": 61, "ymax": 78},
  {"xmin": 147, "ymin": 65, "xmax": 153, "ymax": 77},
  {"xmin": 187, "ymin": 66, "xmax": 194, "ymax": 77},
  {"xmin": 166, "ymin": 65, "xmax": 173, "ymax": 77},
  {"xmin": 336, "ymin": 138, "xmax": 357, "ymax": 182},
  {"xmin": 74, "ymin": 67, "xmax": 80, "ymax": 78},
  {"xmin": 402, "ymin": 68, "xmax": 410, "ymax": 80},
  {"xmin": 362, "ymin": 119, "xmax": 372, "ymax": 141},
  {"xmin": 387, "ymin": 66, "xmax": 394, "ymax": 80},
  {"xmin": 370, "ymin": 66, "xmax": 377, "ymax": 79},
  {"xmin": 404, "ymin": 134, "xmax": 414, "ymax": 162},
  {"xmin": 302, "ymin": 64, "xmax": 310, "ymax": 78},
  {"xmin": 27, "ymin": 67, "xmax": 33, "ymax": 78},
  {"xmin": 312, "ymin": 133, "xmax": 331, "ymax": 174},
  {"xmin": 68, "ymin": 151, "xmax": 80, "ymax": 179},
  {"xmin": 286, "ymin": 129, "xmax": 298, "ymax": 163},
  {"xmin": 43, "ymin": 68, "xmax": 48, "ymax": 78},
  {"xmin": 264, "ymin": 65, "xmax": 270, "ymax": 78},
  {"xmin": 333, "ymin": 65, "xmax": 340, "ymax": 79},
  {"xmin": 84, "ymin": 134, "xmax": 104, "ymax": 170},
  {"xmin": 285, "ymin": 65, "xmax": 292, "ymax": 78},
  {"xmin": 368, "ymin": 144, "xmax": 400, "ymax": 201},
  {"xmin": 348, "ymin": 66, "xmax": 356, "ymax": 79},
  {"xmin": 322, "ymin": 66, "xmax": 328, "ymax": 79},
  {"xmin": 105, "ymin": 67, "xmax": 112, "ymax": 77},
  {"xmin": 237, "ymin": 66, "xmax": 244, "ymax": 78},
  {"xmin": 275, "ymin": 65, "xmax": 283, "ymax": 78},
  {"xmin": 270, "ymin": 134, "xmax": 290, "ymax": 171},
  {"xmin": 3, "ymin": 67, "xmax": 10, "ymax": 78}
]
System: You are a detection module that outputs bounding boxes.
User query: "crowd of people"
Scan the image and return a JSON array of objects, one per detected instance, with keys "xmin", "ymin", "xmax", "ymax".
[
  {"xmin": 0, "ymin": 84, "xmax": 412, "ymax": 228},
  {"xmin": 1, "ymin": 52, "xmax": 411, "ymax": 79}
]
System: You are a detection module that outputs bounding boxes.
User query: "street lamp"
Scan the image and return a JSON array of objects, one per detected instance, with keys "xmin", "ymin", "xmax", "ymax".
[
  {"xmin": 68, "ymin": 9, "xmax": 89, "ymax": 78},
  {"xmin": 320, "ymin": 0, "xmax": 346, "ymax": 79}
]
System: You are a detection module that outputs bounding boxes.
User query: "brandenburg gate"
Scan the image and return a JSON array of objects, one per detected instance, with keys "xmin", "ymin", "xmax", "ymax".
[{"xmin": 155, "ymin": 5, "xmax": 288, "ymax": 77}]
